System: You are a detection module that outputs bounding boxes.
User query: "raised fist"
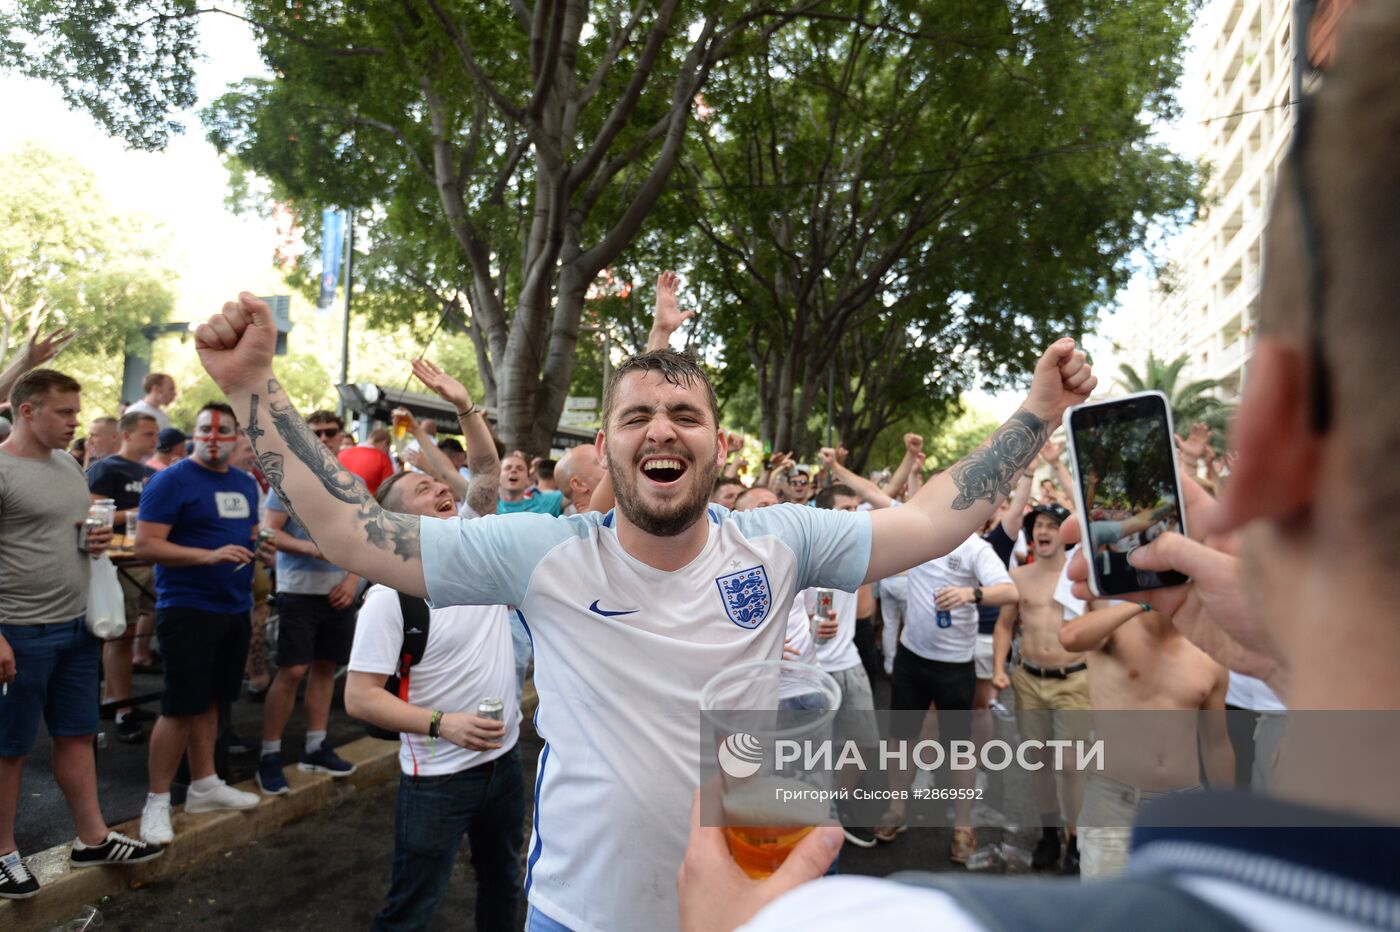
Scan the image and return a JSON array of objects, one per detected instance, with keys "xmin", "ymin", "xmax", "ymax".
[
  {"xmin": 1025, "ymin": 339, "xmax": 1096, "ymax": 423},
  {"xmin": 904, "ymin": 433, "xmax": 923, "ymax": 454},
  {"xmin": 195, "ymin": 292, "xmax": 277, "ymax": 395}
]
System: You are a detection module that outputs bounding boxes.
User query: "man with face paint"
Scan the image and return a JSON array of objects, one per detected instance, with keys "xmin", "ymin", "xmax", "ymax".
[
  {"xmin": 257, "ymin": 410, "xmax": 360, "ymax": 794},
  {"xmin": 135, "ymin": 402, "xmax": 262, "ymax": 845}
]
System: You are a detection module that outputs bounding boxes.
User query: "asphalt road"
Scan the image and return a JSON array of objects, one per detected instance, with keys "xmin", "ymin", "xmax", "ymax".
[{"xmin": 43, "ymin": 673, "xmax": 1045, "ymax": 931}]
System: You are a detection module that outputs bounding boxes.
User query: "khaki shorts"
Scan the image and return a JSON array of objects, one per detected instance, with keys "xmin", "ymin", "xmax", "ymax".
[
  {"xmin": 118, "ymin": 564, "xmax": 155, "ymax": 621},
  {"xmin": 828, "ymin": 664, "xmax": 880, "ymax": 749},
  {"xmin": 1012, "ymin": 664, "xmax": 1092, "ymax": 744},
  {"xmin": 1079, "ymin": 774, "xmax": 1201, "ymax": 878}
]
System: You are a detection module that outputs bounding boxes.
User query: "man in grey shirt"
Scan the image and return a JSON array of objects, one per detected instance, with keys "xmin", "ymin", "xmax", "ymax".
[{"xmin": 0, "ymin": 370, "xmax": 162, "ymax": 901}]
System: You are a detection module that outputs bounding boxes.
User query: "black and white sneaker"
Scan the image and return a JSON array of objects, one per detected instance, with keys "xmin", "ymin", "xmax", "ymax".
[
  {"xmin": 0, "ymin": 851, "xmax": 40, "ymax": 899},
  {"xmin": 69, "ymin": 831, "xmax": 164, "ymax": 867},
  {"xmin": 842, "ymin": 826, "xmax": 879, "ymax": 848}
]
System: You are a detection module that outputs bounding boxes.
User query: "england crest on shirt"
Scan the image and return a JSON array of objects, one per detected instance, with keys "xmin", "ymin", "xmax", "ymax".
[{"xmin": 715, "ymin": 565, "xmax": 772, "ymax": 629}]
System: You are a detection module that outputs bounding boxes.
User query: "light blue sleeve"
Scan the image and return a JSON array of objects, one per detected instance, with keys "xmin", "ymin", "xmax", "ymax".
[
  {"xmin": 419, "ymin": 510, "xmax": 600, "ymax": 608},
  {"xmin": 730, "ymin": 503, "xmax": 872, "ymax": 592}
]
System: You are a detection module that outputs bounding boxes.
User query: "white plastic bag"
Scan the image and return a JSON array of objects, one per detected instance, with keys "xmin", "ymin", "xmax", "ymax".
[{"xmin": 85, "ymin": 554, "xmax": 127, "ymax": 640}]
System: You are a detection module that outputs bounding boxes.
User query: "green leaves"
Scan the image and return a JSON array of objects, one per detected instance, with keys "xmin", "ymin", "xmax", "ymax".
[{"xmin": 1, "ymin": 0, "xmax": 201, "ymax": 151}]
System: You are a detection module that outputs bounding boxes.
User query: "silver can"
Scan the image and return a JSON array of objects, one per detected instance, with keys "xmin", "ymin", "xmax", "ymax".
[
  {"xmin": 257, "ymin": 527, "xmax": 277, "ymax": 546},
  {"xmin": 77, "ymin": 515, "xmax": 104, "ymax": 552},
  {"xmin": 477, "ymin": 697, "xmax": 504, "ymax": 722},
  {"xmin": 813, "ymin": 588, "xmax": 835, "ymax": 644}
]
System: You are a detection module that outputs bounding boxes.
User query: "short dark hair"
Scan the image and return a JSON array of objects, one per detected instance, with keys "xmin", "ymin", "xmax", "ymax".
[
  {"xmin": 198, "ymin": 401, "xmax": 238, "ymax": 427},
  {"xmin": 536, "ymin": 458, "xmax": 556, "ymax": 480},
  {"xmin": 815, "ymin": 484, "xmax": 858, "ymax": 510},
  {"xmin": 437, "ymin": 437, "xmax": 464, "ymax": 454},
  {"xmin": 142, "ymin": 372, "xmax": 171, "ymax": 393},
  {"xmin": 714, "ymin": 475, "xmax": 744, "ymax": 491},
  {"xmin": 601, "ymin": 349, "xmax": 718, "ymax": 428},
  {"xmin": 374, "ymin": 470, "xmax": 415, "ymax": 509},
  {"xmin": 119, "ymin": 411, "xmax": 157, "ymax": 433},
  {"xmin": 307, "ymin": 409, "xmax": 342, "ymax": 427},
  {"xmin": 89, "ymin": 415, "xmax": 118, "ymax": 429},
  {"xmin": 10, "ymin": 368, "xmax": 80, "ymax": 410}
]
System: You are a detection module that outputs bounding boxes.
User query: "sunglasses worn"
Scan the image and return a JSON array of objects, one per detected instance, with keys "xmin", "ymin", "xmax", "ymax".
[{"xmin": 313, "ymin": 426, "xmax": 341, "ymax": 438}]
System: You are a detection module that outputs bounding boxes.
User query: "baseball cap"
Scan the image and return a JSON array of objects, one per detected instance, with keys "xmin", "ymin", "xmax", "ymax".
[
  {"xmin": 1023, "ymin": 503, "xmax": 1071, "ymax": 543},
  {"xmin": 156, "ymin": 427, "xmax": 187, "ymax": 452}
]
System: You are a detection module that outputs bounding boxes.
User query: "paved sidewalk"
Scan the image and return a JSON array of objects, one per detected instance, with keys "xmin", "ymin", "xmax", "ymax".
[{"xmin": 14, "ymin": 670, "xmax": 365, "ymax": 855}]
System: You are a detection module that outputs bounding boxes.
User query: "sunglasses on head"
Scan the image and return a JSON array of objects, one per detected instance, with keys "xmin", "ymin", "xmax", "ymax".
[{"xmin": 313, "ymin": 426, "xmax": 341, "ymax": 439}]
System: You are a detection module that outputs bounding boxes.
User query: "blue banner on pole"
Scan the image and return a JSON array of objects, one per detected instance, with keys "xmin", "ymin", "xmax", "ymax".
[{"xmin": 318, "ymin": 208, "xmax": 345, "ymax": 309}]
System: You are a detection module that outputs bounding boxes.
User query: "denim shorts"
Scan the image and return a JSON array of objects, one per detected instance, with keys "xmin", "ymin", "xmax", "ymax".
[{"xmin": 0, "ymin": 618, "xmax": 100, "ymax": 757}]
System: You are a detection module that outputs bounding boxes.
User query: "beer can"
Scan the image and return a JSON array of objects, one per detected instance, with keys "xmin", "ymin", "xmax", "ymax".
[
  {"xmin": 258, "ymin": 528, "xmax": 277, "ymax": 546},
  {"xmin": 77, "ymin": 515, "xmax": 104, "ymax": 552},
  {"xmin": 477, "ymin": 697, "xmax": 504, "ymax": 722},
  {"xmin": 814, "ymin": 588, "xmax": 835, "ymax": 644},
  {"xmin": 935, "ymin": 587, "xmax": 953, "ymax": 628}
]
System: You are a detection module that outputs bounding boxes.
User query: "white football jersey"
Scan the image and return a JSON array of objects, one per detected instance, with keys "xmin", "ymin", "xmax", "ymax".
[
  {"xmin": 421, "ymin": 503, "xmax": 871, "ymax": 932},
  {"xmin": 903, "ymin": 534, "xmax": 1014, "ymax": 663}
]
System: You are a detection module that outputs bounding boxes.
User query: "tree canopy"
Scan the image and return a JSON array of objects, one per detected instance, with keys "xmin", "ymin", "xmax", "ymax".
[
  {"xmin": 0, "ymin": 143, "xmax": 174, "ymax": 375},
  {"xmin": 4, "ymin": 1, "xmax": 1204, "ymax": 460}
]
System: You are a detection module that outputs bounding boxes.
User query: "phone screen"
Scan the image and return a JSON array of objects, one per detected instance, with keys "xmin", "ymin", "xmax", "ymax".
[{"xmin": 1067, "ymin": 392, "xmax": 1188, "ymax": 596}]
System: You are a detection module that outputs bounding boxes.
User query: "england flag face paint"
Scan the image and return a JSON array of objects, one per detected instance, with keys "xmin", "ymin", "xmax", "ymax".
[{"xmin": 193, "ymin": 408, "xmax": 238, "ymax": 467}]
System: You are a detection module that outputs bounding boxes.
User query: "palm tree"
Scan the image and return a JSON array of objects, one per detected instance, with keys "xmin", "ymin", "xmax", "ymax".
[{"xmin": 1115, "ymin": 353, "xmax": 1232, "ymax": 451}]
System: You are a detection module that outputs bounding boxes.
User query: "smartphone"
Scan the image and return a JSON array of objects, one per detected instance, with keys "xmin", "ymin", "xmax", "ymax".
[{"xmin": 1063, "ymin": 391, "xmax": 1189, "ymax": 597}]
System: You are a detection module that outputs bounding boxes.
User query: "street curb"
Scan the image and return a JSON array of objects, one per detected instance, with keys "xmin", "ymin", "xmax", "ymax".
[{"xmin": 1, "ymin": 736, "xmax": 400, "ymax": 931}]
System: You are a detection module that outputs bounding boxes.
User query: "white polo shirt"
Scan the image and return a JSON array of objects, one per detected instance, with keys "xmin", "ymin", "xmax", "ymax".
[
  {"xmin": 421, "ymin": 503, "xmax": 871, "ymax": 932},
  {"xmin": 903, "ymin": 534, "xmax": 1013, "ymax": 663}
]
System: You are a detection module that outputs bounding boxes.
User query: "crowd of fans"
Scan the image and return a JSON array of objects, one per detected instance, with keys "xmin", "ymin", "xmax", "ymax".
[{"xmin": 1, "ymin": 11, "xmax": 1397, "ymax": 930}]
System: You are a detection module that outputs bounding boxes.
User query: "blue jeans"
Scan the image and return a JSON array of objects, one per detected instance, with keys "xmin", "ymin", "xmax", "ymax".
[{"xmin": 372, "ymin": 745, "xmax": 524, "ymax": 932}]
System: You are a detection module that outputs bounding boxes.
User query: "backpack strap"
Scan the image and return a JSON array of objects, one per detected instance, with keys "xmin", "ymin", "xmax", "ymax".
[{"xmin": 392, "ymin": 591, "xmax": 431, "ymax": 700}]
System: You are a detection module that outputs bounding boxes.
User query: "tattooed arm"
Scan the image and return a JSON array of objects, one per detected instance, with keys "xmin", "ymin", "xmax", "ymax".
[
  {"xmin": 195, "ymin": 294, "xmax": 428, "ymax": 597},
  {"xmin": 863, "ymin": 340, "xmax": 1096, "ymax": 583}
]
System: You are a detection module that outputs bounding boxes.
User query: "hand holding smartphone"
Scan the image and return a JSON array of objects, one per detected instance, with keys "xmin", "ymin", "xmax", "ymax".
[{"xmin": 1064, "ymin": 391, "xmax": 1189, "ymax": 597}]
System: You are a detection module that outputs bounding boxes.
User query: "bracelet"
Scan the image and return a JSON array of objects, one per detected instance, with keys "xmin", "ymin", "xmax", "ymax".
[
  {"xmin": 455, "ymin": 405, "xmax": 478, "ymax": 418},
  {"xmin": 428, "ymin": 709, "xmax": 443, "ymax": 738}
]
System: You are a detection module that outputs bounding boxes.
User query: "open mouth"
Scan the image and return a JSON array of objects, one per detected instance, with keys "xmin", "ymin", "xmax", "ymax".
[
  {"xmin": 435, "ymin": 492, "xmax": 456, "ymax": 515},
  {"xmin": 640, "ymin": 455, "xmax": 689, "ymax": 486}
]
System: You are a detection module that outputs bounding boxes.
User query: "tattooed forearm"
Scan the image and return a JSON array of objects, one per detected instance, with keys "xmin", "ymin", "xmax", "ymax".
[
  {"xmin": 949, "ymin": 408, "xmax": 1051, "ymax": 510},
  {"xmin": 358, "ymin": 501, "xmax": 421, "ymax": 559},
  {"xmin": 244, "ymin": 382, "xmax": 420, "ymax": 562}
]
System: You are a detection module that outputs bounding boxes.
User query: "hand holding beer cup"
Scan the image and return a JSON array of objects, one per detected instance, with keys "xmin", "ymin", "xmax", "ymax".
[
  {"xmin": 390, "ymin": 406, "xmax": 414, "ymax": 446},
  {"xmin": 700, "ymin": 660, "xmax": 842, "ymax": 881},
  {"xmin": 440, "ymin": 712, "xmax": 506, "ymax": 751},
  {"xmin": 678, "ymin": 788, "xmax": 842, "ymax": 932}
]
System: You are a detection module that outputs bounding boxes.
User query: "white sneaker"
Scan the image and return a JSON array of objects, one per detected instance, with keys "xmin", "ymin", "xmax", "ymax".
[
  {"xmin": 185, "ymin": 781, "xmax": 260, "ymax": 813},
  {"xmin": 140, "ymin": 796, "xmax": 173, "ymax": 845}
]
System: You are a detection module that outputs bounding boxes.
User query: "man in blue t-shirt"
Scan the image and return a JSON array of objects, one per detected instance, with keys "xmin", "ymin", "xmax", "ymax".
[
  {"xmin": 497, "ymin": 450, "xmax": 563, "ymax": 516},
  {"xmin": 87, "ymin": 410, "xmax": 159, "ymax": 744},
  {"xmin": 257, "ymin": 409, "xmax": 359, "ymax": 794},
  {"xmin": 135, "ymin": 402, "xmax": 262, "ymax": 846}
]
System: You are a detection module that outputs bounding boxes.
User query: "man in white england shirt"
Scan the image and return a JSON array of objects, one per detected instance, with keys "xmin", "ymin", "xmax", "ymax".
[
  {"xmin": 193, "ymin": 291, "xmax": 1094, "ymax": 932},
  {"xmin": 345, "ymin": 371, "xmax": 521, "ymax": 931}
]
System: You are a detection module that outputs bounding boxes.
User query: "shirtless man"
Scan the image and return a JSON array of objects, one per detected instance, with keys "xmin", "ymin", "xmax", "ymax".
[
  {"xmin": 991, "ymin": 503, "xmax": 1084, "ymax": 873},
  {"xmin": 1058, "ymin": 600, "xmax": 1232, "ymax": 878}
]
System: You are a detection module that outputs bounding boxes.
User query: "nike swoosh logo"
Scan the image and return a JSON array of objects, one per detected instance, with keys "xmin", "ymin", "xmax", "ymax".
[{"xmin": 589, "ymin": 600, "xmax": 638, "ymax": 617}]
